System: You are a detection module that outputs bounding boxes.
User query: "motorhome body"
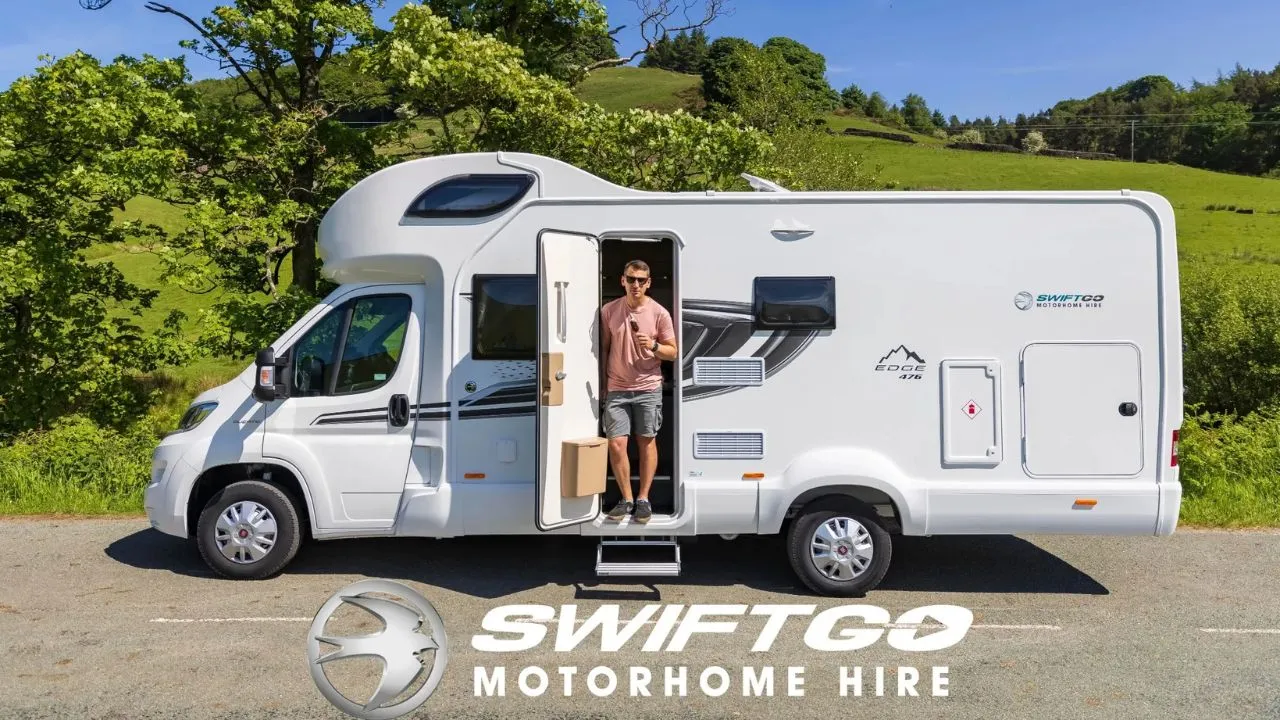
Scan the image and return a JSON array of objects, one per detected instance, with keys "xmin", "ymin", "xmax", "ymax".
[{"xmin": 144, "ymin": 151, "xmax": 1183, "ymax": 596}]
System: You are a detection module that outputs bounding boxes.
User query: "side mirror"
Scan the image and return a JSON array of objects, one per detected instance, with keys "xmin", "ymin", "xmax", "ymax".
[{"xmin": 253, "ymin": 347, "xmax": 290, "ymax": 403}]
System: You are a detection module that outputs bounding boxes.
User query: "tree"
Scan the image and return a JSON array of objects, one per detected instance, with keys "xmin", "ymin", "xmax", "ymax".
[
  {"xmin": 413, "ymin": 0, "xmax": 612, "ymax": 84},
  {"xmin": 1021, "ymin": 130, "xmax": 1048, "ymax": 153},
  {"xmin": 369, "ymin": 3, "xmax": 774, "ymax": 190},
  {"xmin": 840, "ymin": 83, "xmax": 866, "ymax": 110},
  {"xmin": 585, "ymin": 0, "xmax": 732, "ymax": 72},
  {"xmin": 0, "ymin": 52, "xmax": 193, "ymax": 437},
  {"xmin": 900, "ymin": 93, "xmax": 933, "ymax": 133},
  {"xmin": 864, "ymin": 91, "xmax": 887, "ymax": 118},
  {"xmin": 761, "ymin": 36, "xmax": 838, "ymax": 110},
  {"xmin": 699, "ymin": 39, "xmax": 817, "ymax": 132}
]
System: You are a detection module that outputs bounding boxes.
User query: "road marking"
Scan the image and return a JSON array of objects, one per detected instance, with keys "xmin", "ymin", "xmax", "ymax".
[
  {"xmin": 548, "ymin": 619, "xmax": 1062, "ymax": 631},
  {"xmin": 150, "ymin": 617, "xmax": 311, "ymax": 623},
  {"xmin": 1199, "ymin": 628, "xmax": 1280, "ymax": 634},
  {"xmin": 887, "ymin": 623, "xmax": 1061, "ymax": 631}
]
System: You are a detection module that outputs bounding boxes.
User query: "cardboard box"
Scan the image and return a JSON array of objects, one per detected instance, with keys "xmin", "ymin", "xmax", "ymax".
[{"xmin": 561, "ymin": 437, "xmax": 608, "ymax": 497}]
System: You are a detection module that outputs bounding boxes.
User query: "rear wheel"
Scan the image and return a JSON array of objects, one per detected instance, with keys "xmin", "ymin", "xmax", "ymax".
[
  {"xmin": 196, "ymin": 480, "xmax": 302, "ymax": 580},
  {"xmin": 786, "ymin": 500, "xmax": 892, "ymax": 596}
]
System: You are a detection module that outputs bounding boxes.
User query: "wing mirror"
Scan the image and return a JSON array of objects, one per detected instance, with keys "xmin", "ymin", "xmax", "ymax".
[{"xmin": 253, "ymin": 347, "xmax": 291, "ymax": 402}]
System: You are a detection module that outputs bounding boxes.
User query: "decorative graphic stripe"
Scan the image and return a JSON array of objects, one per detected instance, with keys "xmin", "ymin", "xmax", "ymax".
[
  {"xmin": 314, "ymin": 413, "xmax": 389, "ymax": 425},
  {"xmin": 298, "ymin": 296, "xmax": 823, "ymax": 425}
]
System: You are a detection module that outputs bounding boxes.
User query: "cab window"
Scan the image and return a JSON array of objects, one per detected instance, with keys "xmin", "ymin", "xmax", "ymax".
[{"xmin": 290, "ymin": 294, "xmax": 412, "ymax": 396}]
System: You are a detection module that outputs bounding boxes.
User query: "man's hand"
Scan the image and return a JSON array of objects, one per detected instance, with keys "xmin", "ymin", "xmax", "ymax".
[{"xmin": 635, "ymin": 332, "xmax": 654, "ymax": 349}]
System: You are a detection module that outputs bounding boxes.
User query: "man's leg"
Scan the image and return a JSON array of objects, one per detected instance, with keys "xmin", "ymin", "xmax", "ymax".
[
  {"xmin": 632, "ymin": 389, "xmax": 662, "ymax": 523},
  {"xmin": 604, "ymin": 392, "xmax": 634, "ymax": 520}
]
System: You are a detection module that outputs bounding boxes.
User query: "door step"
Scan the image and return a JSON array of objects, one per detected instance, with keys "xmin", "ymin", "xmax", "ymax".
[{"xmin": 595, "ymin": 536, "xmax": 681, "ymax": 577}]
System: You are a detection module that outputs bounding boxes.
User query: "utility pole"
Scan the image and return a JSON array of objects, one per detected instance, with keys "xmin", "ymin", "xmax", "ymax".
[{"xmin": 1129, "ymin": 120, "xmax": 1136, "ymax": 162}]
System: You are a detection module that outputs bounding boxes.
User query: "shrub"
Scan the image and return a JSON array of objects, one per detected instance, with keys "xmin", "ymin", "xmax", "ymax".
[
  {"xmin": 955, "ymin": 128, "xmax": 983, "ymax": 143},
  {"xmin": 1179, "ymin": 403, "xmax": 1280, "ymax": 526},
  {"xmin": 1021, "ymin": 130, "xmax": 1048, "ymax": 153},
  {"xmin": 1180, "ymin": 261, "xmax": 1280, "ymax": 416},
  {"xmin": 0, "ymin": 411, "xmax": 175, "ymax": 514}
]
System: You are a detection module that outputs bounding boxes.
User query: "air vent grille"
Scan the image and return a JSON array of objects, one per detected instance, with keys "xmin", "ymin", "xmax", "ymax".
[
  {"xmin": 693, "ymin": 431, "xmax": 765, "ymax": 459},
  {"xmin": 693, "ymin": 357, "xmax": 766, "ymax": 386}
]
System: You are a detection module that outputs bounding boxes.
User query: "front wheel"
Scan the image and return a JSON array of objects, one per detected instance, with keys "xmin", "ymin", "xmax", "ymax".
[
  {"xmin": 786, "ymin": 502, "xmax": 892, "ymax": 597},
  {"xmin": 195, "ymin": 480, "xmax": 302, "ymax": 580}
]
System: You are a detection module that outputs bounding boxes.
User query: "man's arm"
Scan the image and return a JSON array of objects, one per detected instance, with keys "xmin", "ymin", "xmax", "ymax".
[{"xmin": 652, "ymin": 310, "xmax": 678, "ymax": 362}]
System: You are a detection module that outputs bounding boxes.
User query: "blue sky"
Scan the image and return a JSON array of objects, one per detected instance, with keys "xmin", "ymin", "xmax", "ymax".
[{"xmin": 2, "ymin": 0, "xmax": 1277, "ymax": 120}]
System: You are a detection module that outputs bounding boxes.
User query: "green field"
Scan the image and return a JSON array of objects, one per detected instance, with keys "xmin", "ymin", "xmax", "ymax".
[{"xmin": 574, "ymin": 66, "xmax": 702, "ymax": 113}]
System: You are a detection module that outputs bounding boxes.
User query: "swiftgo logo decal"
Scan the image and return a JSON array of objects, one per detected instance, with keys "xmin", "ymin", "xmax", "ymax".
[
  {"xmin": 307, "ymin": 579, "xmax": 448, "ymax": 719},
  {"xmin": 470, "ymin": 603, "xmax": 973, "ymax": 699},
  {"xmin": 1016, "ymin": 291, "xmax": 1105, "ymax": 310}
]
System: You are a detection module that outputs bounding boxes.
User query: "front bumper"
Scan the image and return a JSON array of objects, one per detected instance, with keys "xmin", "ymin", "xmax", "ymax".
[{"xmin": 144, "ymin": 442, "xmax": 202, "ymax": 538}]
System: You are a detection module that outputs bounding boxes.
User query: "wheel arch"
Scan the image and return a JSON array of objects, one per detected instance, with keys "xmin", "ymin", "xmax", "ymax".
[
  {"xmin": 186, "ymin": 462, "xmax": 315, "ymax": 540},
  {"xmin": 759, "ymin": 447, "xmax": 927, "ymax": 536}
]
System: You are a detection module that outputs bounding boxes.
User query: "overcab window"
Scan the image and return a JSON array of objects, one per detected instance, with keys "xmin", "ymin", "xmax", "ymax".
[
  {"xmin": 752, "ymin": 276, "xmax": 836, "ymax": 330},
  {"xmin": 473, "ymin": 274, "xmax": 537, "ymax": 360},
  {"xmin": 404, "ymin": 174, "xmax": 535, "ymax": 219}
]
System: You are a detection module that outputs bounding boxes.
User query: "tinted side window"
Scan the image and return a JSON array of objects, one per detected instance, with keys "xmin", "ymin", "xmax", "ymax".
[
  {"xmin": 291, "ymin": 307, "xmax": 345, "ymax": 396},
  {"xmin": 404, "ymin": 174, "xmax": 534, "ymax": 218},
  {"xmin": 752, "ymin": 276, "xmax": 836, "ymax": 330},
  {"xmin": 473, "ymin": 275, "xmax": 536, "ymax": 359},
  {"xmin": 334, "ymin": 295, "xmax": 412, "ymax": 395}
]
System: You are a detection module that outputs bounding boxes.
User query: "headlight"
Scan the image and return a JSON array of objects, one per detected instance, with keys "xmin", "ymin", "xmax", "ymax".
[{"xmin": 175, "ymin": 401, "xmax": 218, "ymax": 433}]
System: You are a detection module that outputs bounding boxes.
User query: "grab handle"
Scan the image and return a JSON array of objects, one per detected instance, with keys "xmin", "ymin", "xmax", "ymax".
[{"xmin": 555, "ymin": 281, "xmax": 568, "ymax": 343}]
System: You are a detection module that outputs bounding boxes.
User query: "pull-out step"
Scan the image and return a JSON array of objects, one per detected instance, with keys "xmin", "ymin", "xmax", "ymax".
[{"xmin": 595, "ymin": 536, "xmax": 681, "ymax": 577}]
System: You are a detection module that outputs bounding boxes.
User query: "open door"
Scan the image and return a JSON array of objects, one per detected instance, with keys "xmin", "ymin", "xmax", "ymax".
[{"xmin": 536, "ymin": 230, "xmax": 604, "ymax": 531}]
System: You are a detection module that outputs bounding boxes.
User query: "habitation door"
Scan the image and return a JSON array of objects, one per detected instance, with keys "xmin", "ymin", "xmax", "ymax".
[
  {"xmin": 535, "ymin": 230, "xmax": 603, "ymax": 530},
  {"xmin": 261, "ymin": 283, "xmax": 425, "ymax": 530}
]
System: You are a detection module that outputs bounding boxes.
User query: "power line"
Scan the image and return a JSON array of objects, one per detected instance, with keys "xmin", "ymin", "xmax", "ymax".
[{"xmin": 975, "ymin": 120, "xmax": 1280, "ymax": 130}]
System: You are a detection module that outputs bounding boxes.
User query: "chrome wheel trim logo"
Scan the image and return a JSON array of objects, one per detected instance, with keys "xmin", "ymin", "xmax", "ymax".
[
  {"xmin": 307, "ymin": 579, "xmax": 448, "ymax": 719},
  {"xmin": 1014, "ymin": 291, "xmax": 1033, "ymax": 311}
]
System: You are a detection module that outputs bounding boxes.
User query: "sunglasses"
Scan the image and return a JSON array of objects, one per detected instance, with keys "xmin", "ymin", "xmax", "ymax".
[{"xmin": 624, "ymin": 275, "xmax": 650, "ymax": 284}]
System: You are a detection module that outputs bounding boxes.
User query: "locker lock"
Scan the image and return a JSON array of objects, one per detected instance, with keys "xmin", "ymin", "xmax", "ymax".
[{"xmin": 1118, "ymin": 402, "xmax": 1137, "ymax": 417}]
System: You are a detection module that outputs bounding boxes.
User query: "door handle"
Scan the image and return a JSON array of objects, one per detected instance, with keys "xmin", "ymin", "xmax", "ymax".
[{"xmin": 389, "ymin": 394, "xmax": 409, "ymax": 427}]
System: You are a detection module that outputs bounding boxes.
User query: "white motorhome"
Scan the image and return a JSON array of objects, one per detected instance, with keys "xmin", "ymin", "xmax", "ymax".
[{"xmin": 144, "ymin": 151, "xmax": 1184, "ymax": 596}]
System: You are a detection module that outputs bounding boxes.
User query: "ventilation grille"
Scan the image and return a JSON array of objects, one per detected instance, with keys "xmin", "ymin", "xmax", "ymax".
[
  {"xmin": 693, "ymin": 431, "xmax": 765, "ymax": 459},
  {"xmin": 693, "ymin": 357, "xmax": 766, "ymax": 386}
]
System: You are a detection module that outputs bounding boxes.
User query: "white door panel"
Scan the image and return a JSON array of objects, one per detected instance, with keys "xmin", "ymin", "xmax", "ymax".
[
  {"xmin": 1022, "ymin": 342, "xmax": 1144, "ymax": 477},
  {"xmin": 536, "ymin": 230, "xmax": 603, "ymax": 530},
  {"xmin": 262, "ymin": 285, "xmax": 425, "ymax": 530}
]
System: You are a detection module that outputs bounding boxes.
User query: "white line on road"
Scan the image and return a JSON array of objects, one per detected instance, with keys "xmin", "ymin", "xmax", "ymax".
[
  {"xmin": 147, "ymin": 618, "xmax": 1062, "ymax": 630},
  {"xmin": 1199, "ymin": 628, "xmax": 1280, "ymax": 634},
  {"xmin": 150, "ymin": 617, "xmax": 311, "ymax": 623}
]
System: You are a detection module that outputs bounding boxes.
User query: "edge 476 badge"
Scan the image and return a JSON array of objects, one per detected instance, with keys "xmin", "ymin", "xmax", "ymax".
[{"xmin": 876, "ymin": 345, "xmax": 926, "ymax": 380}]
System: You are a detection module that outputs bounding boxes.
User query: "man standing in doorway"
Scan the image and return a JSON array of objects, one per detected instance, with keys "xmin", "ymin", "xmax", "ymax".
[{"xmin": 600, "ymin": 260, "xmax": 677, "ymax": 523}]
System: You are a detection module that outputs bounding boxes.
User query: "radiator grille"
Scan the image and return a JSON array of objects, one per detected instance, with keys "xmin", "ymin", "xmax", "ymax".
[
  {"xmin": 693, "ymin": 357, "xmax": 766, "ymax": 386},
  {"xmin": 693, "ymin": 431, "xmax": 765, "ymax": 459}
]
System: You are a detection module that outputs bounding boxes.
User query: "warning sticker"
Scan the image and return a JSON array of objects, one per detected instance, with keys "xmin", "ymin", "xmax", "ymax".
[{"xmin": 962, "ymin": 400, "xmax": 981, "ymax": 419}]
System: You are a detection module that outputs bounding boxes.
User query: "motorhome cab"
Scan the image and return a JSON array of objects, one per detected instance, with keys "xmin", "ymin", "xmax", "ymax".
[{"xmin": 144, "ymin": 152, "xmax": 1184, "ymax": 596}]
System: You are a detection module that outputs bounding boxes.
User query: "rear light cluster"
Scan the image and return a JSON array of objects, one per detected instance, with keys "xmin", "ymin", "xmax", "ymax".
[{"xmin": 1171, "ymin": 429, "xmax": 1179, "ymax": 467}]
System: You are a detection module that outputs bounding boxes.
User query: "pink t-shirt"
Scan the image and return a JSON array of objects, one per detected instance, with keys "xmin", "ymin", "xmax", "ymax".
[{"xmin": 601, "ymin": 296, "xmax": 676, "ymax": 392}]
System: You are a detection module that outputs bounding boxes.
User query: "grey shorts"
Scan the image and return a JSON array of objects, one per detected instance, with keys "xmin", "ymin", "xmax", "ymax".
[{"xmin": 603, "ymin": 390, "xmax": 663, "ymax": 439}]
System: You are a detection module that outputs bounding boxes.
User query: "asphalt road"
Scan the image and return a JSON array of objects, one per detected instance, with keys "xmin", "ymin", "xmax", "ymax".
[{"xmin": 1, "ymin": 518, "xmax": 1278, "ymax": 720}]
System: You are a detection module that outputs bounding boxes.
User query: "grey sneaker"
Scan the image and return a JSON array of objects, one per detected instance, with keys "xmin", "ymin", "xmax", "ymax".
[
  {"xmin": 633, "ymin": 499, "xmax": 652, "ymax": 523},
  {"xmin": 607, "ymin": 499, "xmax": 633, "ymax": 520}
]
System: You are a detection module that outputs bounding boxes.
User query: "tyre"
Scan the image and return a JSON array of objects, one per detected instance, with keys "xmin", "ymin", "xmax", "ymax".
[
  {"xmin": 786, "ymin": 500, "xmax": 892, "ymax": 597},
  {"xmin": 195, "ymin": 480, "xmax": 302, "ymax": 580}
]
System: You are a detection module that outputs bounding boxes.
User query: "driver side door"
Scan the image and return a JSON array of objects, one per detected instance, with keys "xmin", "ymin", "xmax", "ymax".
[{"xmin": 262, "ymin": 284, "xmax": 424, "ymax": 531}]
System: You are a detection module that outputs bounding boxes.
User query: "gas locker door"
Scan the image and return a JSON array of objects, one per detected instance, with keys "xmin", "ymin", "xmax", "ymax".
[
  {"xmin": 1021, "ymin": 342, "xmax": 1144, "ymax": 477},
  {"xmin": 535, "ymin": 230, "xmax": 604, "ymax": 531}
]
